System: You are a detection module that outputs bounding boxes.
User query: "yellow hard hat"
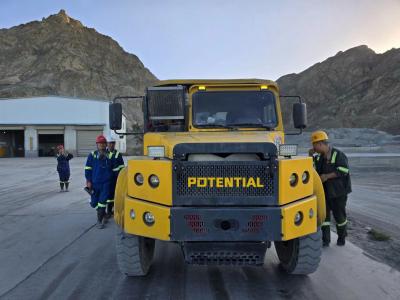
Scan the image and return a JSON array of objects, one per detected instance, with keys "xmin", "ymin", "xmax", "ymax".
[{"xmin": 311, "ymin": 130, "xmax": 328, "ymax": 143}]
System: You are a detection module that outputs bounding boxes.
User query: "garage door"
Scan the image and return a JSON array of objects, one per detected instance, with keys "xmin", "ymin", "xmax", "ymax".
[{"xmin": 77, "ymin": 130, "xmax": 103, "ymax": 156}]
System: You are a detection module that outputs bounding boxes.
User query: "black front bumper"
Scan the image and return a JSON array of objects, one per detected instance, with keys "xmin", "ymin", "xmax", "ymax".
[{"xmin": 170, "ymin": 206, "xmax": 282, "ymax": 242}]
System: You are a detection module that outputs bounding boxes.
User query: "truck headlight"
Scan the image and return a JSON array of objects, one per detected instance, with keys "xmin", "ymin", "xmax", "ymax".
[
  {"xmin": 279, "ymin": 144, "xmax": 298, "ymax": 157},
  {"xmin": 143, "ymin": 211, "xmax": 155, "ymax": 226},
  {"xmin": 130, "ymin": 209, "xmax": 136, "ymax": 220},
  {"xmin": 302, "ymin": 171, "xmax": 310, "ymax": 184},
  {"xmin": 289, "ymin": 173, "xmax": 298, "ymax": 187},
  {"xmin": 134, "ymin": 173, "xmax": 144, "ymax": 185},
  {"xmin": 148, "ymin": 174, "xmax": 160, "ymax": 188},
  {"xmin": 148, "ymin": 146, "xmax": 165, "ymax": 158},
  {"xmin": 294, "ymin": 211, "xmax": 303, "ymax": 226}
]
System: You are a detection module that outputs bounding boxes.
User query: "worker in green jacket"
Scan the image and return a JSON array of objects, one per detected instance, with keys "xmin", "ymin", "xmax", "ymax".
[{"xmin": 310, "ymin": 131, "xmax": 352, "ymax": 247}]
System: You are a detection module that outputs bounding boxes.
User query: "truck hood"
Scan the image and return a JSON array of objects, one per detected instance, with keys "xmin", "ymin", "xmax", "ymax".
[{"xmin": 143, "ymin": 131, "xmax": 284, "ymax": 158}]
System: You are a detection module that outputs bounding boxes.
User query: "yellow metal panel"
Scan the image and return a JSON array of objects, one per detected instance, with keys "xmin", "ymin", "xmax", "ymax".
[
  {"xmin": 127, "ymin": 158, "xmax": 173, "ymax": 206},
  {"xmin": 143, "ymin": 131, "xmax": 285, "ymax": 159},
  {"xmin": 281, "ymin": 196, "xmax": 317, "ymax": 241},
  {"xmin": 124, "ymin": 196, "xmax": 171, "ymax": 241},
  {"xmin": 278, "ymin": 157, "xmax": 314, "ymax": 205},
  {"xmin": 114, "ymin": 167, "xmax": 128, "ymax": 228},
  {"xmin": 312, "ymin": 168, "xmax": 326, "ymax": 226}
]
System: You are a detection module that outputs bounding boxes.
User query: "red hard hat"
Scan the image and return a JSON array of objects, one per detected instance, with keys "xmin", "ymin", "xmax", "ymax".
[{"xmin": 96, "ymin": 135, "xmax": 107, "ymax": 144}]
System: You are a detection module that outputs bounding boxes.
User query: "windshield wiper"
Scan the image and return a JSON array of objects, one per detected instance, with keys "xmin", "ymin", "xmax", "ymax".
[
  {"xmin": 227, "ymin": 123, "xmax": 273, "ymax": 130},
  {"xmin": 197, "ymin": 124, "xmax": 238, "ymax": 130}
]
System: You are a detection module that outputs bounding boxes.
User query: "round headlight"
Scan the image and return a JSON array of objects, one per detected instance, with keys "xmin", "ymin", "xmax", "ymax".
[
  {"xmin": 134, "ymin": 173, "xmax": 144, "ymax": 185},
  {"xmin": 302, "ymin": 171, "xmax": 310, "ymax": 184},
  {"xmin": 148, "ymin": 174, "xmax": 160, "ymax": 188},
  {"xmin": 294, "ymin": 211, "xmax": 303, "ymax": 226},
  {"xmin": 130, "ymin": 209, "xmax": 136, "ymax": 220},
  {"xmin": 289, "ymin": 173, "xmax": 298, "ymax": 187},
  {"xmin": 143, "ymin": 211, "xmax": 155, "ymax": 226}
]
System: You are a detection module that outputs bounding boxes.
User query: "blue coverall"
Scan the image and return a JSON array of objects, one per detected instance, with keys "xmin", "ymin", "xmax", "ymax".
[
  {"xmin": 85, "ymin": 150, "xmax": 115, "ymax": 210},
  {"xmin": 57, "ymin": 153, "xmax": 73, "ymax": 183}
]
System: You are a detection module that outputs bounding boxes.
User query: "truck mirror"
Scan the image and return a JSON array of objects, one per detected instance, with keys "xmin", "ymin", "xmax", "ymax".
[
  {"xmin": 109, "ymin": 103, "xmax": 123, "ymax": 130},
  {"xmin": 293, "ymin": 103, "xmax": 307, "ymax": 129}
]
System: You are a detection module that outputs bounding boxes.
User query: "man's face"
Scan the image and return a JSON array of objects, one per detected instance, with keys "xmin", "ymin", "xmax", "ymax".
[
  {"xmin": 313, "ymin": 141, "xmax": 326, "ymax": 154},
  {"xmin": 97, "ymin": 142, "xmax": 107, "ymax": 151},
  {"xmin": 108, "ymin": 142, "xmax": 115, "ymax": 151}
]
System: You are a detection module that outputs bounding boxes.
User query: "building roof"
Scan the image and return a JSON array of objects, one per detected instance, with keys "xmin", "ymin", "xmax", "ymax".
[{"xmin": 0, "ymin": 96, "xmax": 111, "ymax": 125}]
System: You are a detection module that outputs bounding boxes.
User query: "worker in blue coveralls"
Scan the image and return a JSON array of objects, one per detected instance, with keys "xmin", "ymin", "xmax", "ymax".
[
  {"xmin": 56, "ymin": 145, "xmax": 73, "ymax": 192},
  {"xmin": 105, "ymin": 136, "xmax": 125, "ymax": 219},
  {"xmin": 85, "ymin": 135, "xmax": 115, "ymax": 229}
]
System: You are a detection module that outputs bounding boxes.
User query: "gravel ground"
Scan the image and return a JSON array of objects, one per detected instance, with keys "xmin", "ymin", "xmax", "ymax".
[
  {"xmin": 337, "ymin": 155, "xmax": 400, "ymax": 272},
  {"xmin": 345, "ymin": 215, "xmax": 400, "ymax": 271}
]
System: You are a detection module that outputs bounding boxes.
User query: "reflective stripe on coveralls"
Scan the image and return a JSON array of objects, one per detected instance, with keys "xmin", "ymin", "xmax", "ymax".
[
  {"xmin": 337, "ymin": 166, "xmax": 349, "ymax": 174},
  {"xmin": 112, "ymin": 165, "xmax": 125, "ymax": 172},
  {"xmin": 322, "ymin": 221, "xmax": 331, "ymax": 227},
  {"xmin": 331, "ymin": 151, "xmax": 337, "ymax": 164},
  {"xmin": 96, "ymin": 203, "xmax": 107, "ymax": 209}
]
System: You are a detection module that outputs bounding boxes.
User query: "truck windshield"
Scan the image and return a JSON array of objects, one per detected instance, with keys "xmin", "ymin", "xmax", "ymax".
[{"xmin": 192, "ymin": 90, "xmax": 278, "ymax": 129}]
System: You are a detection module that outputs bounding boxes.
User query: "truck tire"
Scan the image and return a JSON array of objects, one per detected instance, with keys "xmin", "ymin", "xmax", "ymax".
[
  {"xmin": 116, "ymin": 230, "xmax": 155, "ymax": 276},
  {"xmin": 274, "ymin": 229, "xmax": 322, "ymax": 275}
]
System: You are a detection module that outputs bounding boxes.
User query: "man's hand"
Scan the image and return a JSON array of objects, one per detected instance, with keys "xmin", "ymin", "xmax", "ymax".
[
  {"xmin": 320, "ymin": 174, "xmax": 328, "ymax": 183},
  {"xmin": 320, "ymin": 172, "xmax": 337, "ymax": 183},
  {"xmin": 308, "ymin": 148, "xmax": 315, "ymax": 157},
  {"xmin": 86, "ymin": 181, "xmax": 92, "ymax": 189}
]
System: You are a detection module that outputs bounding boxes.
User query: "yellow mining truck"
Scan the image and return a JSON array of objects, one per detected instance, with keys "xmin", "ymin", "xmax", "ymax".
[{"xmin": 109, "ymin": 79, "xmax": 326, "ymax": 276}]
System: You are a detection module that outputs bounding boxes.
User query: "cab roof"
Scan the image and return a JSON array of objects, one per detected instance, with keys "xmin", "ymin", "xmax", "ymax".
[{"xmin": 154, "ymin": 79, "xmax": 278, "ymax": 88}]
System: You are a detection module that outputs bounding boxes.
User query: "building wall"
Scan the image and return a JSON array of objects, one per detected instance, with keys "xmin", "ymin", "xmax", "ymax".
[{"xmin": 0, "ymin": 97, "xmax": 128, "ymax": 157}]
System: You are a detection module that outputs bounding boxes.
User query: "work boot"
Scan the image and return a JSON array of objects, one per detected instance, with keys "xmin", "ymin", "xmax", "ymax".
[
  {"xmin": 97, "ymin": 207, "xmax": 106, "ymax": 228},
  {"xmin": 322, "ymin": 226, "xmax": 331, "ymax": 243},
  {"xmin": 337, "ymin": 225, "xmax": 347, "ymax": 246},
  {"xmin": 337, "ymin": 237, "xmax": 345, "ymax": 246},
  {"xmin": 65, "ymin": 182, "xmax": 69, "ymax": 191},
  {"xmin": 103, "ymin": 215, "xmax": 109, "ymax": 224},
  {"xmin": 60, "ymin": 182, "xmax": 64, "ymax": 192}
]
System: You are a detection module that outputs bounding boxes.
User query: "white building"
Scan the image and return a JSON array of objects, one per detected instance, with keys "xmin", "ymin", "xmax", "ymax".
[{"xmin": 0, "ymin": 96, "xmax": 126, "ymax": 157}]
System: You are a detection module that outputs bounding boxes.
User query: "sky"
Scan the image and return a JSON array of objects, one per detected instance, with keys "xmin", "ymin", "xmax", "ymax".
[{"xmin": 0, "ymin": 0, "xmax": 399, "ymax": 80}]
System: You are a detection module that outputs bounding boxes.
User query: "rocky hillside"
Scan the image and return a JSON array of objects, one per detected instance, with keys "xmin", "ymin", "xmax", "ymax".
[
  {"xmin": 0, "ymin": 10, "xmax": 157, "ymax": 99},
  {"xmin": 278, "ymin": 45, "xmax": 400, "ymax": 134}
]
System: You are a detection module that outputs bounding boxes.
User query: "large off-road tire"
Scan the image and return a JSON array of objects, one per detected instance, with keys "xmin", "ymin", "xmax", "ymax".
[
  {"xmin": 274, "ymin": 229, "xmax": 322, "ymax": 275},
  {"xmin": 116, "ymin": 230, "xmax": 155, "ymax": 276}
]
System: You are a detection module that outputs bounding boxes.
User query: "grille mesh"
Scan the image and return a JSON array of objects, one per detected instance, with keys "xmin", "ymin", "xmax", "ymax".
[{"xmin": 175, "ymin": 162, "xmax": 274, "ymax": 197}]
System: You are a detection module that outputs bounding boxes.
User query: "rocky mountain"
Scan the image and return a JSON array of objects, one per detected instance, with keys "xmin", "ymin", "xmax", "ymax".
[
  {"xmin": 0, "ymin": 10, "xmax": 157, "ymax": 99},
  {"xmin": 277, "ymin": 45, "xmax": 400, "ymax": 134}
]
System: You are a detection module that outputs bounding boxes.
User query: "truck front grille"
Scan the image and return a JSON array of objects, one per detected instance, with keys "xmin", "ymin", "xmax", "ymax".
[{"xmin": 174, "ymin": 161, "xmax": 275, "ymax": 198}]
